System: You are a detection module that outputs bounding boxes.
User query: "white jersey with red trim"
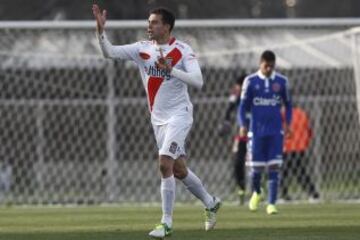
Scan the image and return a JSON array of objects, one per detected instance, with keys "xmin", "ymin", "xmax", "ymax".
[{"xmin": 98, "ymin": 33, "xmax": 203, "ymax": 125}]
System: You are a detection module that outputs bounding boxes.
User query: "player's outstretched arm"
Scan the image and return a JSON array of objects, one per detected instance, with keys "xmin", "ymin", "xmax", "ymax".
[
  {"xmin": 93, "ymin": 3, "xmax": 114, "ymax": 58},
  {"xmin": 93, "ymin": 4, "xmax": 139, "ymax": 61}
]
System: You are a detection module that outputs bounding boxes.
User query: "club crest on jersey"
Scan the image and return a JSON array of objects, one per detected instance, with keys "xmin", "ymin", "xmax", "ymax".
[
  {"xmin": 272, "ymin": 83, "xmax": 281, "ymax": 92},
  {"xmin": 139, "ymin": 52, "xmax": 151, "ymax": 60}
]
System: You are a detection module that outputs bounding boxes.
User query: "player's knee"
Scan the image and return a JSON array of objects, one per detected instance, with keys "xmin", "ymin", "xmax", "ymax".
[
  {"xmin": 159, "ymin": 164, "xmax": 173, "ymax": 177},
  {"xmin": 159, "ymin": 164, "xmax": 167, "ymax": 175},
  {"xmin": 173, "ymin": 167, "xmax": 187, "ymax": 179},
  {"xmin": 173, "ymin": 156, "xmax": 188, "ymax": 179},
  {"xmin": 159, "ymin": 155, "xmax": 174, "ymax": 177}
]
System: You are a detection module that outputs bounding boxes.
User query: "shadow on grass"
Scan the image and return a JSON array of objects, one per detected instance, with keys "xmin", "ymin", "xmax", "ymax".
[{"xmin": 0, "ymin": 226, "xmax": 359, "ymax": 240}]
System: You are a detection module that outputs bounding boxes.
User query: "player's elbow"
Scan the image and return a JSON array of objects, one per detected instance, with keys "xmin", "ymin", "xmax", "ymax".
[
  {"xmin": 195, "ymin": 80, "xmax": 203, "ymax": 89},
  {"xmin": 100, "ymin": 47, "xmax": 111, "ymax": 58},
  {"xmin": 102, "ymin": 51, "xmax": 110, "ymax": 58},
  {"xmin": 100, "ymin": 45, "xmax": 115, "ymax": 59},
  {"xmin": 193, "ymin": 73, "xmax": 203, "ymax": 89},
  {"xmin": 102, "ymin": 50, "xmax": 116, "ymax": 59}
]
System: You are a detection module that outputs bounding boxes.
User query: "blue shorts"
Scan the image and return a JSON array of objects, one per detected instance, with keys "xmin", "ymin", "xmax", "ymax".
[{"xmin": 247, "ymin": 134, "xmax": 283, "ymax": 167}]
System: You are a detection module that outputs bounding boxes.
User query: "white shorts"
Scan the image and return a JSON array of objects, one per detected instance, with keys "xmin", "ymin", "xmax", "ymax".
[{"xmin": 152, "ymin": 115, "xmax": 193, "ymax": 160}]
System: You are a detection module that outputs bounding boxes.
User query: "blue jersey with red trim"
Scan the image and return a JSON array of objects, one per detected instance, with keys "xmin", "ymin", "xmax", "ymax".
[{"xmin": 238, "ymin": 71, "xmax": 292, "ymax": 137}]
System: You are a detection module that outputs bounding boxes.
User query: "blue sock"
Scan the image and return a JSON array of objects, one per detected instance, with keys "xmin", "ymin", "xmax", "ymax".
[
  {"xmin": 251, "ymin": 170, "xmax": 261, "ymax": 194},
  {"xmin": 268, "ymin": 170, "xmax": 279, "ymax": 204}
]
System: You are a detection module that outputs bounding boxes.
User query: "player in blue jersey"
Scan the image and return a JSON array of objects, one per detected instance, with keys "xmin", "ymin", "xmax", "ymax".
[{"xmin": 238, "ymin": 50, "xmax": 292, "ymax": 214}]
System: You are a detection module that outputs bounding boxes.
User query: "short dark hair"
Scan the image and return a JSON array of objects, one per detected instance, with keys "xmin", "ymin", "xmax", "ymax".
[
  {"xmin": 235, "ymin": 74, "xmax": 247, "ymax": 85},
  {"xmin": 260, "ymin": 50, "xmax": 276, "ymax": 62},
  {"xmin": 150, "ymin": 7, "xmax": 175, "ymax": 32}
]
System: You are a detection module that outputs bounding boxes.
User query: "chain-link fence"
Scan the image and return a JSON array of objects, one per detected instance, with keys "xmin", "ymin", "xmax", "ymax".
[{"xmin": 0, "ymin": 20, "xmax": 359, "ymax": 204}]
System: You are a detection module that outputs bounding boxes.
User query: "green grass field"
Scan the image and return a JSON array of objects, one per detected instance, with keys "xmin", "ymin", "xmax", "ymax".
[{"xmin": 0, "ymin": 203, "xmax": 359, "ymax": 240}]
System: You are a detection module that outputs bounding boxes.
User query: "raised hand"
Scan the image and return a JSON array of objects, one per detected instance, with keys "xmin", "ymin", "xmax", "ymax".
[
  {"xmin": 92, "ymin": 4, "xmax": 107, "ymax": 34},
  {"xmin": 155, "ymin": 48, "xmax": 172, "ymax": 71}
]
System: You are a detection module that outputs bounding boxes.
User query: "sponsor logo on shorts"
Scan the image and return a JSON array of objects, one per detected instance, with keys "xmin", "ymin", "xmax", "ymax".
[{"xmin": 169, "ymin": 142, "xmax": 178, "ymax": 154}]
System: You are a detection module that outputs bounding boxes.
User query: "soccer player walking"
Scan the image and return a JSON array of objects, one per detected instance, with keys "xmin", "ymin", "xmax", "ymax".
[
  {"xmin": 92, "ymin": 4, "xmax": 221, "ymax": 238},
  {"xmin": 238, "ymin": 50, "xmax": 292, "ymax": 214}
]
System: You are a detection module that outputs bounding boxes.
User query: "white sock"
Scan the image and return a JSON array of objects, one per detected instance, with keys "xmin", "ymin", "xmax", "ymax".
[
  {"xmin": 161, "ymin": 175, "xmax": 175, "ymax": 228},
  {"xmin": 181, "ymin": 168, "xmax": 214, "ymax": 209}
]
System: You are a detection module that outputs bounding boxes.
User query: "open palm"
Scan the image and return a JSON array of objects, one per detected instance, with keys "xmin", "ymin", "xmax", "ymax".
[{"xmin": 92, "ymin": 4, "xmax": 107, "ymax": 34}]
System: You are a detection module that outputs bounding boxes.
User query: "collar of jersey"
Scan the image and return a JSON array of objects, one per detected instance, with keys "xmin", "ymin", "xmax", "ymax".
[
  {"xmin": 257, "ymin": 70, "xmax": 276, "ymax": 80},
  {"xmin": 153, "ymin": 37, "xmax": 176, "ymax": 47}
]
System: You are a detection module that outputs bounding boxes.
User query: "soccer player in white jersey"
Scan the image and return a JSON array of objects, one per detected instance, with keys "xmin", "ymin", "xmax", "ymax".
[{"xmin": 92, "ymin": 4, "xmax": 221, "ymax": 239}]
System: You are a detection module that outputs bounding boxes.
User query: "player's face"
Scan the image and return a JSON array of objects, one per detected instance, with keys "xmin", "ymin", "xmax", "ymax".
[
  {"xmin": 260, "ymin": 60, "xmax": 275, "ymax": 78},
  {"xmin": 147, "ymin": 14, "xmax": 169, "ymax": 41},
  {"xmin": 234, "ymin": 83, "xmax": 242, "ymax": 96}
]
